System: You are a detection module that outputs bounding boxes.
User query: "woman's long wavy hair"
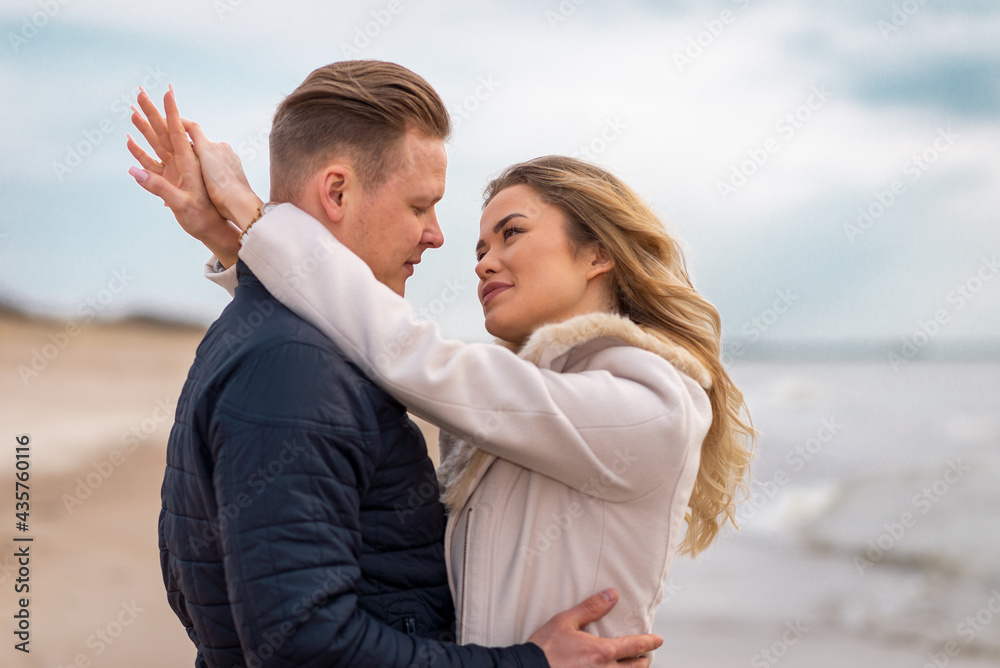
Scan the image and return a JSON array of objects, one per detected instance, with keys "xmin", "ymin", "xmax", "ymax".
[{"xmin": 483, "ymin": 156, "xmax": 757, "ymax": 556}]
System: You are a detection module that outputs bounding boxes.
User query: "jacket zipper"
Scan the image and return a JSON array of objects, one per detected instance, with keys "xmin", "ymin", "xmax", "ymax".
[{"xmin": 458, "ymin": 506, "xmax": 474, "ymax": 644}]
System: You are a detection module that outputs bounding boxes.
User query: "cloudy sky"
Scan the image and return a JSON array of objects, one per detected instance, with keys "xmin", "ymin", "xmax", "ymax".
[{"xmin": 1, "ymin": 0, "xmax": 997, "ymax": 355}]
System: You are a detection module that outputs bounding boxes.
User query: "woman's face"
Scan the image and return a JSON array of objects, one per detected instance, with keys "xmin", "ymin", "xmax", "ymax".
[{"xmin": 475, "ymin": 184, "xmax": 612, "ymax": 346}]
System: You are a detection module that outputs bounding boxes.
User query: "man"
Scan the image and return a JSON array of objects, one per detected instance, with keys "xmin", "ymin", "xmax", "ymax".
[{"xmin": 127, "ymin": 61, "xmax": 660, "ymax": 667}]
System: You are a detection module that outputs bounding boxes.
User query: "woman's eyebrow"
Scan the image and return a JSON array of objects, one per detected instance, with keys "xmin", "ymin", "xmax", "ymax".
[{"xmin": 475, "ymin": 213, "xmax": 527, "ymax": 253}]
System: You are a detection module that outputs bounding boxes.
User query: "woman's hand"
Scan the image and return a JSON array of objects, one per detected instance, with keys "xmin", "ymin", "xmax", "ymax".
[
  {"xmin": 126, "ymin": 85, "xmax": 244, "ymax": 267},
  {"xmin": 183, "ymin": 124, "xmax": 263, "ymax": 232}
]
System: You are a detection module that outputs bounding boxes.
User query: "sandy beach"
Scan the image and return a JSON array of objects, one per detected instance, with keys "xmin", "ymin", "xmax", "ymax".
[
  {"xmin": 0, "ymin": 311, "xmax": 202, "ymax": 667},
  {"xmin": 2, "ymin": 311, "xmax": 998, "ymax": 667}
]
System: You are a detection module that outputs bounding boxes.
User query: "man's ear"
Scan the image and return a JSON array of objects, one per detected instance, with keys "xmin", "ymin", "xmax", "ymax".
[
  {"xmin": 316, "ymin": 162, "xmax": 355, "ymax": 226},
  {"xmin": 585, "ymin": 244, "xmax": 614, "ymax": 280}
]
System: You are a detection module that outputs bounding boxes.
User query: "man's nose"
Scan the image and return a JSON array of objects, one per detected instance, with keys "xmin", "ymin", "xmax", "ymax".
[{"xmin": 422, "ymin": 210, "xmax": 444, "ymax": 248}]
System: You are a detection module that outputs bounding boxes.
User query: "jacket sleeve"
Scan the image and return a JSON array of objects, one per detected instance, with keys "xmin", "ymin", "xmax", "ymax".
[
  {"xmin": 204, "ymin": 255, "xmax": 239, "ymax": 296},
  {"xmin": 210, "ymin": 341, "xmax": 547, "ymax": 667},
  {"xmin": 238, "ymin": 204, "xmax": 712, "ymax": 502}
]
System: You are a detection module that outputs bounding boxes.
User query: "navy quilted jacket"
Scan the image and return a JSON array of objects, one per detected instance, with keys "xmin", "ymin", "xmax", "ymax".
[{"xmin": 159, "ymin": 263, "xmax": 547, "ymax": 667}]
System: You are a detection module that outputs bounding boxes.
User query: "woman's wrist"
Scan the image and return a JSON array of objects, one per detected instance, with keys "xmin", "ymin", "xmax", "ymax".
[
  {"xmin": 204, "ymin": 220, "xmax": 242, "ymax": 268},
  {"xmin": 228, "ymin": 192, "xmax": 266, "ymax": 232}
]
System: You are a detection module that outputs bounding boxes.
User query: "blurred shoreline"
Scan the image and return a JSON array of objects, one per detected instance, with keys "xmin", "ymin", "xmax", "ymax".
[{"xmin": 4, "ymin": 300, "xmax": 1000, "ymax": 363}]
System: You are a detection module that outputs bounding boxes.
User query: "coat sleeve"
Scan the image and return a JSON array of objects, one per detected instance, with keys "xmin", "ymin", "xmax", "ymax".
[
  {"xmin": 210, "ymin": 341, "xmax": 547, "ymax": 667},
  {"xmin": 238, "ymin": 205, "xmax": 712, "ymax": 502},
  {"xmin": 204, "ymin": 255, "xmax": 239, "ymax": 296}
]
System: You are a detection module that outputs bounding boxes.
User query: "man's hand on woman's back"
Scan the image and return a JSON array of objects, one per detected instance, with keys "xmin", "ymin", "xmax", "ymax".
[{"xmin": 530, "ymin": 588, "xmax": 660, "ymax": 667}]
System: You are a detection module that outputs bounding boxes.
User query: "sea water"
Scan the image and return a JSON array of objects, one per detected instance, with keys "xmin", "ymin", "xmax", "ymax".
[{"xmin": 655, "ymin": 361, "xmax": 1000, "ymax": 666}]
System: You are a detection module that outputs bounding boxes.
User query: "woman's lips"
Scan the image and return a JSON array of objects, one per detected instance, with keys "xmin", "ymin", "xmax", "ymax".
[{"xmin": 481, "ymin": 282, "xmax": 512, "ymax": 306}]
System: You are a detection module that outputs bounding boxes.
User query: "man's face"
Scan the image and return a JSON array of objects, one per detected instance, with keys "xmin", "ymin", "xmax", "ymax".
[{"xmin": 341, "ymin": 129, "xmax": 447, "ymax": 296}]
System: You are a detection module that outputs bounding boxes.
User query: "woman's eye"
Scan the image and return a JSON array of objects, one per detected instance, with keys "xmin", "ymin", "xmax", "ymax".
[
  {"xmin": 477, "ymin": 226, "xmax": 523, "ymax": 261},
  {"xmin": 502, "ymin": 225, "xmax": 523, "ymax": 241}
]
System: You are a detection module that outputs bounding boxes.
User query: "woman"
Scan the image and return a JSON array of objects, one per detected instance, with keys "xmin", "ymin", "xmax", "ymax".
[{"xmin": 130, "ymin": 100, "xmax": 755, "ymax": 651}]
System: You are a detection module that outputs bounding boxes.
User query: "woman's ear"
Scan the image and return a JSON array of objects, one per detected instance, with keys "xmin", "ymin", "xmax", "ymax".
[{"xmin": 585, "ymin": 244, "xmax": 614, "ymax": 280}]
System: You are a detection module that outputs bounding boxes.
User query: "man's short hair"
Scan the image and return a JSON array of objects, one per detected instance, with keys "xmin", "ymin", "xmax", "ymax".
[{"xmin": 269, "ymin": 60, "xmax": 451, "ymax": 202}]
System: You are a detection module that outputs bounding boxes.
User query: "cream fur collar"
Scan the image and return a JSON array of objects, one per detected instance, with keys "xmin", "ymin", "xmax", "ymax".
[
  {"xmin": 511, "ymin": 312, "xmax": 712, "ymax": 389},
  {"xmin": 436, "ymin": 312, "xmax": 712, "ymax": 511}
]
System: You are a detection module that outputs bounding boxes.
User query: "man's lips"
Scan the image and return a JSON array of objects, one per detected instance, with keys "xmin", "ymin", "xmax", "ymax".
[
  {"xmin": 481, "ymin": 281, "xmax": 512, "ymax": 306},
  {"xmin": 403, "ymin": 259, "xmax": 421, "ymax": 276}
]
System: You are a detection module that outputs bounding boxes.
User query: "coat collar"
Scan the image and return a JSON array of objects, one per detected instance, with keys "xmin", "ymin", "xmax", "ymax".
[
  {"xmin": 502, "ymin": 311, "xmax": 712, "ymax": 389},
  {"xmin": 438, "ymin": 312, "xmax": 713, "ymax": 512}
]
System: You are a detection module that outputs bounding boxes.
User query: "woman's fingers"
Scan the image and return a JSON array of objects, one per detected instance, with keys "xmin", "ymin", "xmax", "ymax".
[
  {"xmin": 181, "ymin": 117, "xmax": 258, "ymax": 224},
  {"xmin": 128, "ymin": 166, "xmax": 184, "ymax": 211},
  {"xmin": 126, "ymin": 134, "xmax": 163, "ymax": 173},
  {"xmin": 135, "ymin": 85, "xmax": 171, "ymax": 157},
  {"xmin": 163, "ymin": 85, "xmax": 201, "ymax": 178},
  {"xmin": 184, "ymin": 118, "xmax": 215, "ymax": 150},
  {"xmin": 129, "ymin": 106, "xmax": 171, "ymax": 163}
]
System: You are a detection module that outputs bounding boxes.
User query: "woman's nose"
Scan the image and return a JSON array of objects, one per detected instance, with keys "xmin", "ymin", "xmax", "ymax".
[{"xmin": 475, "ymin": 250, "xmax": 500, "ymax": 280}]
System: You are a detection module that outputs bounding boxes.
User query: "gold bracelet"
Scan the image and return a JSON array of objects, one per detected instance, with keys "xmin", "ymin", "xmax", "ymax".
[{"xmin": 239, "ymin": 202, "xmax": 272, "ymax": 245}]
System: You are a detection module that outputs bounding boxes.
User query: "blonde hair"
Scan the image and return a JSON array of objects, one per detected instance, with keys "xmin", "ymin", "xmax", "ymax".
[
  {"xmin": 484, "ymin": 156, "xmax": 757, "ymax": 556},
  {"xmin": 269, "ymin": 60, "xmax": 450, "ymax": 202}
]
